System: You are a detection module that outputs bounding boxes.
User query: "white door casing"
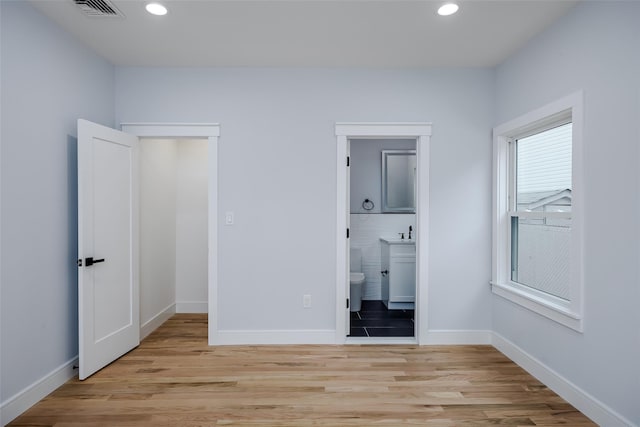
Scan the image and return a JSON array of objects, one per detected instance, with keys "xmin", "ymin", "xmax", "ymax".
[
  {"xmin": 345, "ymin": 141, "xmax": 351, "ymax": 336},
  {"xmin": 120, "ymin": 123, "xmax": 220, "ymax": 345},
  {"xmin": 78, "ymin": 119, "xmax": 140, "ymax": 380},
  {"xmin": 335, "ymin": 123, "xmax": 431, "ymax": 344}
]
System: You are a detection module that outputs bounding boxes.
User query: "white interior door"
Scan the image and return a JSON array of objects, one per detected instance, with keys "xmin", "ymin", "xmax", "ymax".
[{"xmin": 78, "ymin": 119, "xmax": 139, "ymax": 380}]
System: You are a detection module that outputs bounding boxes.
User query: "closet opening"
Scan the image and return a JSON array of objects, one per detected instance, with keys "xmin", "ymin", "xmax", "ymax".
[{"xmin": 139, "ymin": 138, "xmax": 209, "ymax": 338}]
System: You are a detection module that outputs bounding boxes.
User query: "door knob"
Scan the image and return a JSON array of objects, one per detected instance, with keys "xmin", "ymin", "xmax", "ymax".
[{"xmin": 85, "ymin": 257, "xmax": 105, "ymax": 267}]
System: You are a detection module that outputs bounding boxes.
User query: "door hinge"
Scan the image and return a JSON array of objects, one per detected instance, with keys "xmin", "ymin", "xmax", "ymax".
[
  {"xmin": 347, "ymin": 156, "xmax": 350, "ymax": 167},
  {"xmin": 346, "ymin": 228, "xmax": 350, "ymax": 238},
  {"xmin": 346, "ymin": 298, "xmax": 350, "ymax": 309}
]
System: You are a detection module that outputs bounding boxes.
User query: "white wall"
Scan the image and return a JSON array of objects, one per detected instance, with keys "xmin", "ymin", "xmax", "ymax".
[
  {"xmin": 350, "ymin": 139, "xmax": 416, "ymax": 214},
  {"xmin": 115, "ymin": 67, "xmax": 494, "ymax": 334},
  {"xmin": 493, "ymin": 2, "xmax": 640, "ymax": 425},
  {"xmin": 175, "ymin": 140, "xmax": 208, "ymax": 311},
  {"xmin": 140, "ymin": 140, "xmax": 178, "ymax": 326},
  {"xmin": 0, "ymin": 0, "xmax": 115, "ymax": 410}
]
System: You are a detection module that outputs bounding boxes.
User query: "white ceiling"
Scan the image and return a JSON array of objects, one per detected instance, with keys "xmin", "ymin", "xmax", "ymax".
[{"xmin": 29, "ymin": 0, "xmax": 578, "ymax": 67}]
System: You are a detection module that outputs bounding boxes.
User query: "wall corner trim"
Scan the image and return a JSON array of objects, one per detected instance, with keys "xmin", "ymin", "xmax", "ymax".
[
  {"xmin": 492, "ymin": 333, "xmax": 636, "ymax": 427},
  {"xmin": 0, "ymin": 357, "xmax": 78, "ymax": 425}
]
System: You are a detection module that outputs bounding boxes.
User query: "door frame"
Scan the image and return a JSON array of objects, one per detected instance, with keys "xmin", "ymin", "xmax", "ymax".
[
  {"xmin": 335, "ymin": 122, "xmax": 432, "ymax": 344},
  {"xmin": 121, "ymin": 123, "xmax": 220, "ymax": 345}
]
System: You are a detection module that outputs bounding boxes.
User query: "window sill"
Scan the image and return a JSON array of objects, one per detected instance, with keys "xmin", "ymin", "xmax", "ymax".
[{"xmin": 491, "ymin": 282, "xmax": 583, "ymax": 332}]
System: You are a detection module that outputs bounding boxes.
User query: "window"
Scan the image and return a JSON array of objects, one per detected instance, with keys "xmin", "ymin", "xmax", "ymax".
[{"xmin": 492, "ymin": 92, "xmax": 583, "ymax": 331}]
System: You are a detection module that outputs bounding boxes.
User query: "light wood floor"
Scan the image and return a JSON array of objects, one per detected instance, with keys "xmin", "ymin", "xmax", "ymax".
[{"xmin": 10, "ymin": 314, "xmax": 596, "ymax": 426}]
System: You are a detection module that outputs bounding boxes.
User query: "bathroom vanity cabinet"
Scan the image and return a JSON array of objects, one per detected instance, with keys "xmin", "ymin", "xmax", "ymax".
[{"xmin": 380, "ymin": 238, "xmax": 416, "ymax": 310}]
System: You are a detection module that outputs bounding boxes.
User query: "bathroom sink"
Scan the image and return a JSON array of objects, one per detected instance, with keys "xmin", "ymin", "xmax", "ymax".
[{"xmin": 379, "ymin": 237, "xmax": 416, "ymax": 245}]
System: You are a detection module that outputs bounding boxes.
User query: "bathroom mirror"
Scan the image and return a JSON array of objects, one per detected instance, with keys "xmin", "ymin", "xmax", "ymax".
[{"xmin": 381, "ymin": 150, "xmax": 417, "ymax": 213}]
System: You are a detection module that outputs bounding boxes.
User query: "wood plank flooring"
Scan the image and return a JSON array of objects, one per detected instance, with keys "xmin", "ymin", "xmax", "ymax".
[{"xmin": 9, "ymin": 314, "xmax": 596, "ymax": 426}]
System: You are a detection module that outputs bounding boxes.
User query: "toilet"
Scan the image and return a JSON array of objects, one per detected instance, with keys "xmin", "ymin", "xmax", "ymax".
[{"xmin": 350, "ymin": 247, "xmax": 365, "ymax": 312}]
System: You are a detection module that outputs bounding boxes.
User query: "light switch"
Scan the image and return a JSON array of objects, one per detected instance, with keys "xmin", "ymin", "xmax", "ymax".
[{"xmin": 225, "ymin": 212, "xmax": 234, "ymax": 225}]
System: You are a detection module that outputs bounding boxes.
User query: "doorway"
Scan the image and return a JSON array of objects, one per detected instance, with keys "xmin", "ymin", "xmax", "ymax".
[
  {"xmin": 139, "ymin": 138, "xmax": 209, "ymax": 338},
  {"xmin": 334, "ymin": 122, "xmax": 432, "ymax": 344},
  {"xmin": 120, "ymin": 123, "xmax": 220, "ymax": 345},
  {"xmin": 77, "ymin": 121, "xmax": 219, "ymax": 380},
  {"xmin": 348, "ymin": 138, "xmax": 417, "ymax": 338}
]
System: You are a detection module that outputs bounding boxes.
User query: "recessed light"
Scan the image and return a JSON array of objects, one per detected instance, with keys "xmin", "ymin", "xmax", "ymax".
[
  {"xmin": 438, "ymin": 3, "xmax": 459, "ymax": 16},
  {"xmin": 146, "ymin": 2, "xmax": 167, "ymax": 16}
]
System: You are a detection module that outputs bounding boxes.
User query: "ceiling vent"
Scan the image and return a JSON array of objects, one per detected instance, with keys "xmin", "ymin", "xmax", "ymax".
[{"xmin": 73, "ymin": 0, "xmax": 124, "ymax": 18}]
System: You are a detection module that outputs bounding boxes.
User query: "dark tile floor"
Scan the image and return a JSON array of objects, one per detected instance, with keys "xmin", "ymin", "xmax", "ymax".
[{"xmin": 349, "ymin": 300, "xmax": 414, "ymax": 337}]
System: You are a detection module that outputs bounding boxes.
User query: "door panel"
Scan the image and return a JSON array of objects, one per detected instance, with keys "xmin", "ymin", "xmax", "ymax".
[
  {"xmin": 78, "ymin": 119, "xmax": 139, "ymax": 380},
  {"xmin": 93, "ymin": 138, "xmax": 133, "ymax": 339}
]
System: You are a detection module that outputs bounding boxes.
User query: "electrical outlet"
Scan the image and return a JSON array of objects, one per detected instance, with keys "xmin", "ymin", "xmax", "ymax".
[{"xmin": 303, "ymin": 294, "xmax": 311, "ymax": 308}]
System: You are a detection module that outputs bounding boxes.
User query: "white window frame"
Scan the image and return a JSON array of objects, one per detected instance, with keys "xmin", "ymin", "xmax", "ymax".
[{"xmin": 492, "ymin": 92, "xmax": 584, "ymax": 332}]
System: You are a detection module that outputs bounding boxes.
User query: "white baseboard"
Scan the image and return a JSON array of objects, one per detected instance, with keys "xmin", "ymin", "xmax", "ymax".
[
  {"xmin": 0, "ymin": 357, "xmax": 77, "ymax": 426},
  {"xmin": 140, "ymin": 303, "xmax": 176, "ymax": 339},
  {"xmin": 175, "ymin": 301, "xmax": 207, "ymax": 313},
  {"xmin": 492, "ymin": 333, "xmax": 636, "ymax": 427},
  {"xmin": 213, "ymin": 329, "xmax": 493, "ymax": 346},
  {"xmin": 423, "ymin": 329, "xmax": 493, "ymax": 345},
  {"xmin": 214, "ymin": 329, "xmax": 336, "ymax": 345}
]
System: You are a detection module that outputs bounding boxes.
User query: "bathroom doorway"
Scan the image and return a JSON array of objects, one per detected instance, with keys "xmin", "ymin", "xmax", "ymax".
[
  {"xmin": 334, "ymin": 122, "xmax": 432, "ymax": 344},
  {"xmin": 348, "ymin": 139, "xmax": 417, "ymax": 338}
]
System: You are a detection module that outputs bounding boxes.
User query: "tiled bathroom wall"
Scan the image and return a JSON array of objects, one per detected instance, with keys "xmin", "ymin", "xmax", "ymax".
[{"xmin": 350, "ymin": 213, "xmax": 416, "ymax": 300}]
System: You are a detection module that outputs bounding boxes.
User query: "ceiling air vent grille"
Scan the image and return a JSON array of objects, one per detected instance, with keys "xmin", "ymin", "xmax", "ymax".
[{"xmin": 73, "ymin": 0, "xmax": 124, "ymax": 18}]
